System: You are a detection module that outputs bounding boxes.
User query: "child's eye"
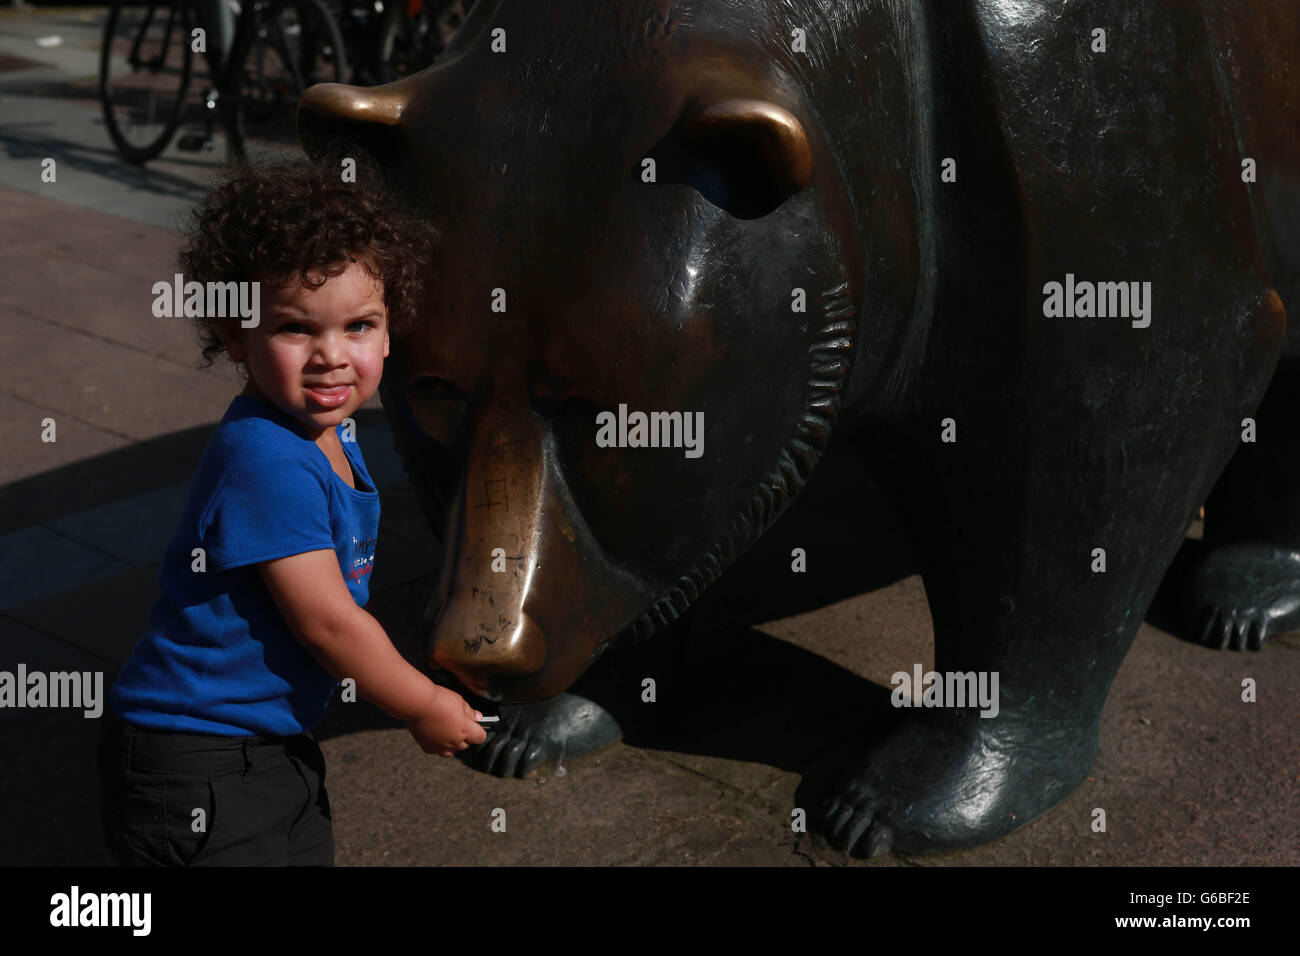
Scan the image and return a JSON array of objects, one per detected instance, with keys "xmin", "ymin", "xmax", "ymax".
[{"xmin": 348, "ymin": 321, "xmax": 373, "ymax": 333}]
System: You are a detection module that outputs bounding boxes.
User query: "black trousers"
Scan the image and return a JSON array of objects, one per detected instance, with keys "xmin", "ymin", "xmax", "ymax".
[{"xmin": 97, "ymin": 712, "xmax": 334, "ymax": 866}]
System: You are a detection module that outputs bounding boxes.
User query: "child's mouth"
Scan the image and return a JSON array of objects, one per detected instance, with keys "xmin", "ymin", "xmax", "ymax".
[{"xmin": 304, "ymin": 384, "xmax": 350, "ymax": 407}]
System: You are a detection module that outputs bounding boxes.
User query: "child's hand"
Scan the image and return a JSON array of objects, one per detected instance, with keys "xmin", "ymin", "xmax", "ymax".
[{"xmin": 405, "ymin": 686, "xmax": 489, "ymax": 757}]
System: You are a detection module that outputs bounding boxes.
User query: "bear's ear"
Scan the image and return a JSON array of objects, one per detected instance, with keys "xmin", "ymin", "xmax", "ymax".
[
  {"xmin": 647, "ymin": 95, "xmax": 813, "ymax": 220},
  {"xmin": 297, "ymin": 80, "xmax": 413, "ymax": 173}
]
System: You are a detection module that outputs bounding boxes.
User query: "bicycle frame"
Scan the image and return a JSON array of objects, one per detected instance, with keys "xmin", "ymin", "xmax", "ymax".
[
  {"xmin": 126, "ymin": 5, "xmax": 182, "ymax": 73},
  {"xmin": 194, "ymin": 0, "xmax": 316, "ymax": 150}
]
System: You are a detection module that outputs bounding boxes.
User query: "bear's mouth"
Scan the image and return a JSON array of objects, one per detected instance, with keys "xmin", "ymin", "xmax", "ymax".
[
  {"xmin": 434, "ymin": 673, "xmax": 503, "ymax": 717},
  {"xmin": 607, "ymin": 278, "xmax": 858, "ymax": 650}
]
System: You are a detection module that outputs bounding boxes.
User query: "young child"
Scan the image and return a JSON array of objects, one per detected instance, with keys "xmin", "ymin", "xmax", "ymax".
[{"xmin": 99, "ymin": 158, "xmax": 486, "ymax": 866}]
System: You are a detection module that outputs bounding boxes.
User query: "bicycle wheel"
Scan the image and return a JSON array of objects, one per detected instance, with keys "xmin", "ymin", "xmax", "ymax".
[
  {"xmin": 100, "ymin": 0, "xmax": 195, "ymax": 164},
  {"xmin": 329, "ymin": 0, "xmax": 384, "ymax": 85},
  {"xmin": 227, "ymin": 0, "xmax": 348, "ymax": 153}
]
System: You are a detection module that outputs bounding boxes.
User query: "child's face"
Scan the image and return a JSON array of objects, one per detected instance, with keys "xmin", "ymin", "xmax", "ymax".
[{"xmin": 222, "ymin": 258, "xmax": 390, "ymax": 442}]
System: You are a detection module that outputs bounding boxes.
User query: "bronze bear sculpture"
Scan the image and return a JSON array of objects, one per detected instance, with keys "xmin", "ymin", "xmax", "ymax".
[{"xmin": 299, "ymin": 0, "xmax": 1297, "ymax": 856}]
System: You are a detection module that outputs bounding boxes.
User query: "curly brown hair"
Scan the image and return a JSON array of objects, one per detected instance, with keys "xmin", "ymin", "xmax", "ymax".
[{"xmin": 177, "ymin": 156, "xmax": 440, "ymax": 372}]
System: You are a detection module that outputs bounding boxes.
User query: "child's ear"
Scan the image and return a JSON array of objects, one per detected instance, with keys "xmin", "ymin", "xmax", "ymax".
[{"xmin": 218, "ymin": 319, "xmax": 246, "ymax": 362}]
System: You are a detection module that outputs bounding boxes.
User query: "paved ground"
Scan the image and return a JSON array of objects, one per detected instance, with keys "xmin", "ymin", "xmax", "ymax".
[{"xmin": 1, "ymin": 5, "xmax": 1297, "ymax": 868}]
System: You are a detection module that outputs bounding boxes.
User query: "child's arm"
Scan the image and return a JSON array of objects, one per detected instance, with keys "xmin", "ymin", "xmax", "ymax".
[{"xmin": 256, "ymin": 549, "xmax": 488, "ymax": 757}]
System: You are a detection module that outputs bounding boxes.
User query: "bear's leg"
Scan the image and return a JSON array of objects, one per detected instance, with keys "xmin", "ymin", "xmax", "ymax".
[
  {"xmin": 1191, "ymin": 356, "xmax": 1300, "ymax": 650},
  {"xmin": 811, "ymin": 411, "xmax": 1228, "ymax": 857}
]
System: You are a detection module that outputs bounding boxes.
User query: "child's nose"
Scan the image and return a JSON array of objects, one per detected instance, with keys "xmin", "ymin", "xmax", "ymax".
[{"xmin": 311, "ymin": 334, "xmax": 348, "ymax": 365}]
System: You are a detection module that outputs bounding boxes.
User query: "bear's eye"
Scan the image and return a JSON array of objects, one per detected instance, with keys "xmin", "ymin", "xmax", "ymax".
[
  {"xmin": 407, "ymin": 376, "xmax": 470, "ymax": 444},
  {"xmin": 409, "ymin": 376, "xmax": 468, "ymax": 403}
]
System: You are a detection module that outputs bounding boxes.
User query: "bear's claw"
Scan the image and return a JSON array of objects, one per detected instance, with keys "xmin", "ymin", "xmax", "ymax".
[{"xmin": 1189, "ymin": 544, "xmax": 1300, "ymax": 651}]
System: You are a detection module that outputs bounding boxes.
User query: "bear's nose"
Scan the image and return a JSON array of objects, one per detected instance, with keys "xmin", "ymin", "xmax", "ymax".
[{"xmin": 430, "ymin": 611, "xmax": 549, "ymax": 700}]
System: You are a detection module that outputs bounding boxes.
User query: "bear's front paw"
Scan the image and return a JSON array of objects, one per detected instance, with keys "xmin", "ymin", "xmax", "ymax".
[
  {"xmin": 811, "ymin": 711, "xmax": 1095, "ymax": 857},
  {"xmin": 460, "ymin": 692, "xmax": 622, "ymax": 778},
  {"xmin": 1190, "ymin": 544, "xmax": 1300, "ymax": 650}
]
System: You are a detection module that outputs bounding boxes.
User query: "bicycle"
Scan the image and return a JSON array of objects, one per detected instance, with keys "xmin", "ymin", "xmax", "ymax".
[
  {"xmin": 373, "ymin": 0, "xmax": 474, "ymax": 83},
  {"xmin": 99, "ymin": 0, "xmax": 348, "ymax": 165},
  {"xmin": 326, "ymin": 0, "xmax": 473, "ymax": 86}
]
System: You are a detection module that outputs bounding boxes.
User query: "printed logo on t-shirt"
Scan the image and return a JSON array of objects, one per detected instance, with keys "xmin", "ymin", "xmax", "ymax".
[{"xmin": 347, "ymin": 535, "xmax": 376, "ymax": 583}]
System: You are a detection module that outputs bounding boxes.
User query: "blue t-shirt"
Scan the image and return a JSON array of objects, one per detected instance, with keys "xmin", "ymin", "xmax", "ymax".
[{"xmin": 110, "ymin": 394, "xmax": 381, "ymax": 736}]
